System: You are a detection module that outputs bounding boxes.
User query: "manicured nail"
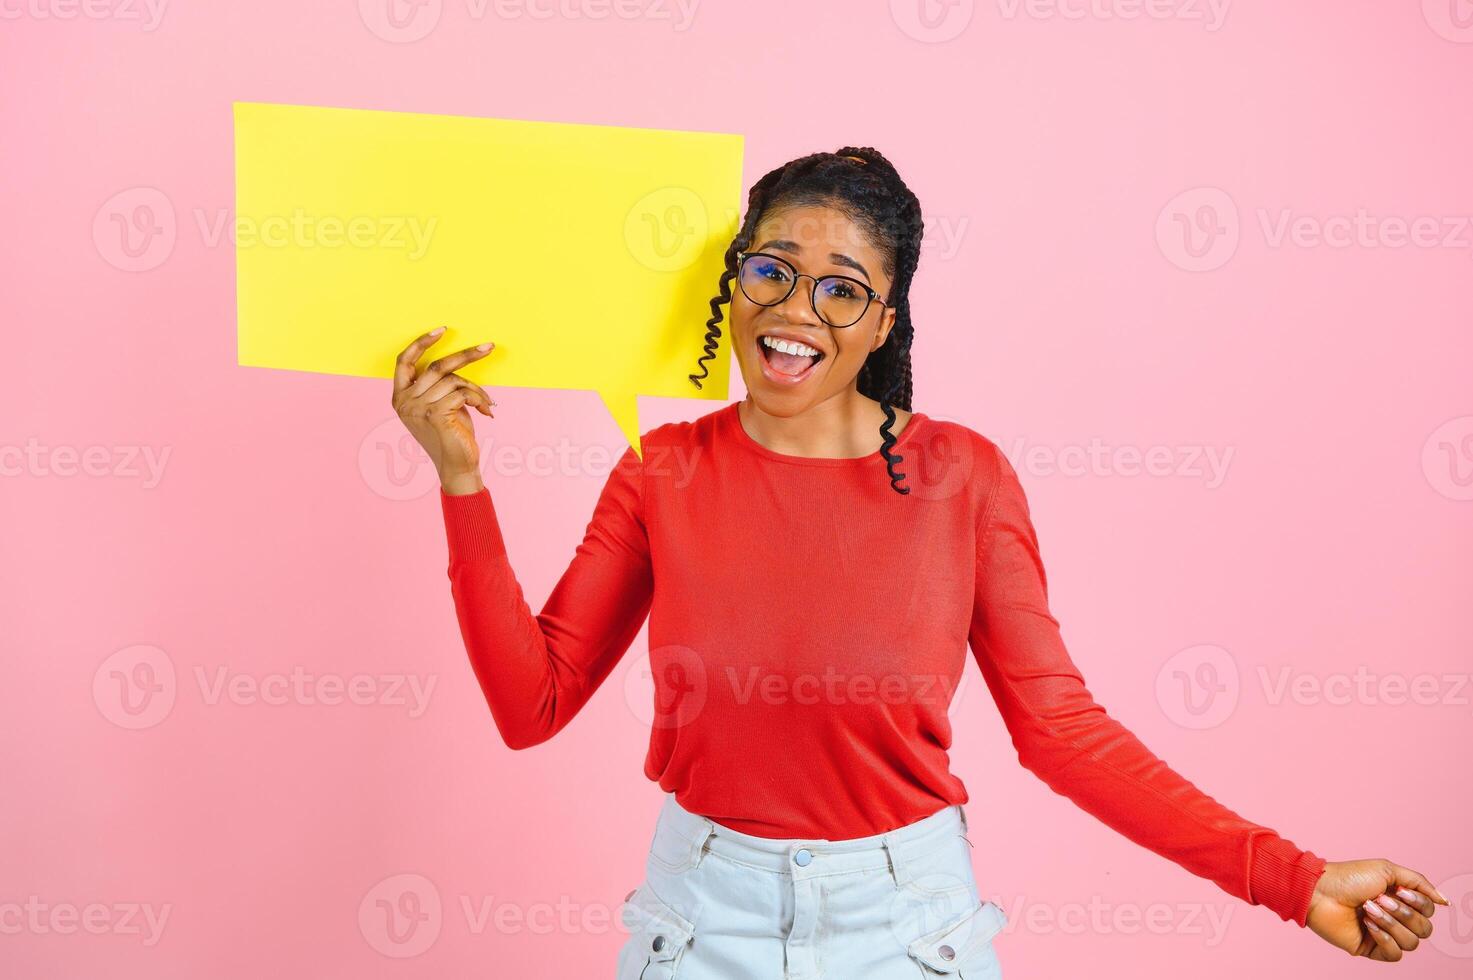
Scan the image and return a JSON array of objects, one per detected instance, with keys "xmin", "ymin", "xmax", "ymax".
[
  {"xmin": 477, "ymin": 342, "xmax": 494, "ymax": 351},
  {"xmin": 431, "ymin": 326, "xmax": 446, "ymax": 334},
  {"xmin": 1395, "ymin": 888, "xmax": 1418, "ymax": 904},
  {"xmin": 1376, "ymin": 895, "xmax": 1399, "ymax": 913},
  {"xmin": 1363, "ymin": 900, "xmax": 1386, "ymax": 919},
  {"xmin": 1434, "ymin": 888, "xmax": 1449, "ymax": 904}
]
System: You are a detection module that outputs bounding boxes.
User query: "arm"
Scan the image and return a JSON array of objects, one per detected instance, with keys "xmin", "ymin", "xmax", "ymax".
[
  {"xmin": 439, "ymin": 445, "xmax": 654, "ymax": 750},
  {"xmin": 968, "ymin": 441, "xmax": 1327, "ymax": 925}
]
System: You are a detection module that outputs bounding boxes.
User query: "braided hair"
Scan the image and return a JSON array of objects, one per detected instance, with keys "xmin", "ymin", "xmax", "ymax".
[{"xmin": 687, "ymin": 147, "xmax": 924, "ymax": 495}]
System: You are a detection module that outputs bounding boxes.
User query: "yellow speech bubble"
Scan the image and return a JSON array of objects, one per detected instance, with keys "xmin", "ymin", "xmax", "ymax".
[{"xmin": 234, "ymin": 102, "xmax": 743, "ymax": 455}]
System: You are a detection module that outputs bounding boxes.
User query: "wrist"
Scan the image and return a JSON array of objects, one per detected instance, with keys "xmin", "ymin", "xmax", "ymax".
[{"xmin": 439, "ymin": 468, "xmax": 485, "ymax": 496}]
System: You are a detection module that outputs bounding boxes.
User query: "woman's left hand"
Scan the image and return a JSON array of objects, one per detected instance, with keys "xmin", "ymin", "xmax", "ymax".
[{"xmin": 1305, "ymin": 859, "xmax": 1449, "ymax": 960}]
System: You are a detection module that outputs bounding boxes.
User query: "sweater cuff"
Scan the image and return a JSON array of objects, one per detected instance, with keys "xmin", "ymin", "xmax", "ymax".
[
  {"xmin": 439, "ymin": 486, "xmax": 508, "ymax": 566},
  {"xmin": 1249, "ymin": 835, "xmax": 1327, "ymax": 927}
]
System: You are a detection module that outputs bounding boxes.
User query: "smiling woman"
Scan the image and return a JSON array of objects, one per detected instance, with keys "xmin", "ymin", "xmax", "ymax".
[{"xmin": 393, "ymin": 146, "xmax": 1450, "ymax": 977}]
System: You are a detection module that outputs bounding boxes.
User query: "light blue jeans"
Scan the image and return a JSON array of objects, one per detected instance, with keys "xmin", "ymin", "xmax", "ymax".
[{"xmin": 617, "ymin": 794, "xmax": 1007, "ymax": 978}]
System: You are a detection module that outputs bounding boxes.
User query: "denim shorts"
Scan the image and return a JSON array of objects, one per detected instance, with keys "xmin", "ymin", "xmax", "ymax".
[{"xmin": 616, "ymin": 793, "xmax": 1007, "ymax": 979}]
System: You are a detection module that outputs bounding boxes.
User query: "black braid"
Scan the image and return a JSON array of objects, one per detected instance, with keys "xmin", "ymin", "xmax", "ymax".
[{"xmin": 689, "ymin": 147, "xmax": 925, "ymax": 494}]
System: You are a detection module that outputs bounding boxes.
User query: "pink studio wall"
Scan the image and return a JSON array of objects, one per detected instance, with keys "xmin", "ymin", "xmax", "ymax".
[{"xmin": 2, "ymin": 2, "xmax": 1470, "ymax": 977}]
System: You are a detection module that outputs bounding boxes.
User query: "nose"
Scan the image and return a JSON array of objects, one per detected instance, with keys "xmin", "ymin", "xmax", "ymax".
[{"xmin": 774, "ymin": 274, "xmax": 824, "ymax": 325}]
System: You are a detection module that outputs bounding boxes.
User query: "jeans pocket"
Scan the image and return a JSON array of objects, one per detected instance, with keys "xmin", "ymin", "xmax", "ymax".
[
  {"xmin": 617, "ymin": 884, "xmax": 697, "ymax": 979},
  {"xmin": 646, "ymin": 821, "xmax": 705, "ymax": 875},
  {"xmin": 904, "ymin": 899, "xmax": 1007, "ymax": 978}
]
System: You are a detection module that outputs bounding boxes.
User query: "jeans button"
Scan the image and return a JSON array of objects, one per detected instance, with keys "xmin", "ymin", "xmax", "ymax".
[
  {"xmin": 793, "ymin": 848, "xmax": 813, "ymax": 867},
  {"xmin": 652, "ymin": 934, "xmax": 667, "ymax": 953},
  {"xmin": 939, "ymin": 944, "xmax": 956, "ymax": 961}
]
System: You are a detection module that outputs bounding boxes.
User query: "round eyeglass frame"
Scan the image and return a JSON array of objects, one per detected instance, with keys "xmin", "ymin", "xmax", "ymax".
[{"xmin": 735, "ymin": 250, "xmax": 888, "ymax": 328}]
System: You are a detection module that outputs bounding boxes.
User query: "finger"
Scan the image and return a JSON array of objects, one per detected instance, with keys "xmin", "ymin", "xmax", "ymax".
[
  {"xmin": 1362, "ymin": 915, "xmax": 1402, "ymax": 962},
  {"xmin": 393, "ymin": 326, "xmax": 447, "ymax": 393},
  {"xmin": 429, "ymin": 386, "xmax": 492, "ymax": 418},
  {"xmin": 406, "ymin": 342, "xmax": 496, "ymax": 397},
  {"xmin": 1372, "ymin": 893, "xmax": 1432, "ymax": 940},
  {"xmin": 1394, "ymin": 887, "xmax": 1438, "ymax": 919},
  {"xmin": 418, "ymin": 374, "xmax": 493, "ymax": 408},
  {"xmin": 1388, "ymin": 865, "xmax": 1450, "ymax": 906},
  {"xmin": 1361, "ymin": 899, "xmax": 1420, "ymax": 951}
]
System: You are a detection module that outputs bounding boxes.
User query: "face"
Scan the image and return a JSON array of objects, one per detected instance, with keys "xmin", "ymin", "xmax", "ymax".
[{"xmin": 729, "ymin": 204, "xmax": 897, "ymax": 416}]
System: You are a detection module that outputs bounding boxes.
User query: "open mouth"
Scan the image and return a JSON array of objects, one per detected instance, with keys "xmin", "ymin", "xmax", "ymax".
[{"xmin": 756, "ymin": 333, "xmax": 825, "ymax": 384}]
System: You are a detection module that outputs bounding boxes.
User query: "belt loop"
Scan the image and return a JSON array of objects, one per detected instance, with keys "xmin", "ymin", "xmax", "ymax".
[
  {"xmin": 882, "ymin": 832, "xmax": 912, "ymax": 887},
  {"xmin": 690, "ymin": 817, "xmax": 716, "ymax": 868}
]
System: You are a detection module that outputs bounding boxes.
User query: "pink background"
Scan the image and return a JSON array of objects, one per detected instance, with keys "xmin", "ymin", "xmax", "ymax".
[{"xmin": 3, "ymin": 1, "xmax": 1471, "ymax": 976}]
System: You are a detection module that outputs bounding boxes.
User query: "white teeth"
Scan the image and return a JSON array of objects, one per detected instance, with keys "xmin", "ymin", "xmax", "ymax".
[{"xmin": 761, "ymin": 335, "xmax": 820, "ymax": 358}]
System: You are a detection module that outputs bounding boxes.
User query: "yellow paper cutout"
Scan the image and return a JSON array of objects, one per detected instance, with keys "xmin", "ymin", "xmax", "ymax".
[{"xmin": 234, "ymin": 101, "xmax": 742, "ymax": 455}]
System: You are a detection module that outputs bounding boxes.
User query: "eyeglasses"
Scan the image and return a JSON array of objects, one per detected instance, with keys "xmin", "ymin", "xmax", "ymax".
[{"xmin": 735, "ymin": 250, "xmax": 888, "ymax": 328}]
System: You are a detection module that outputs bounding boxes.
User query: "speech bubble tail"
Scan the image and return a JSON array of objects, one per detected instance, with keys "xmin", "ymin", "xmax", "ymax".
[{"xmin": 598, "ymin": 390, "xmax": 643, "ymax": 459}]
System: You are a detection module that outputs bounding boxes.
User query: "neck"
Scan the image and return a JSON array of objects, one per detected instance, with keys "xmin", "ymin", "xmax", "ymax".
[{"xmin": 737, "ymin": 390, "xmax": 910, "ymax": 459}]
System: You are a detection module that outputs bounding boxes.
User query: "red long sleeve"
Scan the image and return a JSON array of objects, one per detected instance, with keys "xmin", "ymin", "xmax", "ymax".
[
  {"xmin": 437, "ymin": 401, "xmax": 1325, "ymax": 926},
  {"xmin": 969, "ymin": 444, "xmax": 1326, "ymax": 926},
  {"xmin": 439, "ymin": 446, "xmax": 652, "ymax": 749}
]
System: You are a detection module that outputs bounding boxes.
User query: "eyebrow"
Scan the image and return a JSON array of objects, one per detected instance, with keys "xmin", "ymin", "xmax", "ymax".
[{"xmin": 754, "ymin": 239, "xmax": 872, "ymax": 283}]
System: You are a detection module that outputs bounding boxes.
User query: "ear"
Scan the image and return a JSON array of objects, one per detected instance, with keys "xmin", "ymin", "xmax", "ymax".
[{"xmin": 870, "ymin": 305, "xmax": 898, "ymax": 352}]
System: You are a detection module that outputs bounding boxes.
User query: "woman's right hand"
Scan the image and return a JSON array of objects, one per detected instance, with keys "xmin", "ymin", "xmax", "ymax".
[{"xmin": 392, "ymin": 326, "xmax": 497, "ymax": 496}]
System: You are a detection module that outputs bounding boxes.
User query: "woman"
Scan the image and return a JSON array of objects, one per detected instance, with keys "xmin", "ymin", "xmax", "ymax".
[{"xmin": 391, "ymin": 148, "xmax": 1446, "ymax": 977}]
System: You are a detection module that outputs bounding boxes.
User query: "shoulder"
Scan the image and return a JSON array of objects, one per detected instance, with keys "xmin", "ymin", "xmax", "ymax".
[{"xmin": 906, "ymin": 412, "xmax": 1027, "ymax": 518}]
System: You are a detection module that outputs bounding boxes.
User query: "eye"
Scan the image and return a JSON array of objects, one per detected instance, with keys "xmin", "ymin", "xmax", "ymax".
[
  {"xmin": 754, "ymin": 259, "xmax": 791, "ymax": 282},
  {"xmin": 822, "ymin": 278, "xmax": 860, "ymax": 300}
]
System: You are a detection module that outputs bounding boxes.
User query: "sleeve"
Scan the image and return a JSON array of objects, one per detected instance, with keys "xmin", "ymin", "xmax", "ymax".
[
  {"xmin": 967, "ymin": 440, "xmax": 1327, "ymax": 926},
  {"xmin": 437, "ymin": 445, "xmax": 654, "ymax": 750}
]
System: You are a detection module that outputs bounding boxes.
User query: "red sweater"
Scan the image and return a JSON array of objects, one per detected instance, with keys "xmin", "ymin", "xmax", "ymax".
[{"xmin": 439, "ymin": 401, "xmax": 1326, "ymax": 926}]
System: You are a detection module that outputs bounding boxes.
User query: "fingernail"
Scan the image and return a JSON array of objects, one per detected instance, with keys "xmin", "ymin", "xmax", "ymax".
[
  {"xmin": 431, "ymin": 326, "xmax": 446, "ymax": 334},
  {"xmin": 1434, "ymin": 888, "xmax": 1449, "ymax": 903},
  {"xmin": 1395, "ymin": 888, "xmax": 1417, "ymax": 903},
  {"xmin": 477, "ymin": 342, "xmax": 493, "ymax": 351},
  {"xmin": 1363, "ymin": 900, "xmax": 1386, "ymax": 919},
  {"xmin": 1376, "ymin": 895, "xmax": 1399, "ymax": 912}
]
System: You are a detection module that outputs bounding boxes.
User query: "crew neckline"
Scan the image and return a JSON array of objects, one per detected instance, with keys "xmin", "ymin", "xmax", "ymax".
[{"xmin": 720, "ymin": 400, "xmax": 929, "ymax": 467}]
